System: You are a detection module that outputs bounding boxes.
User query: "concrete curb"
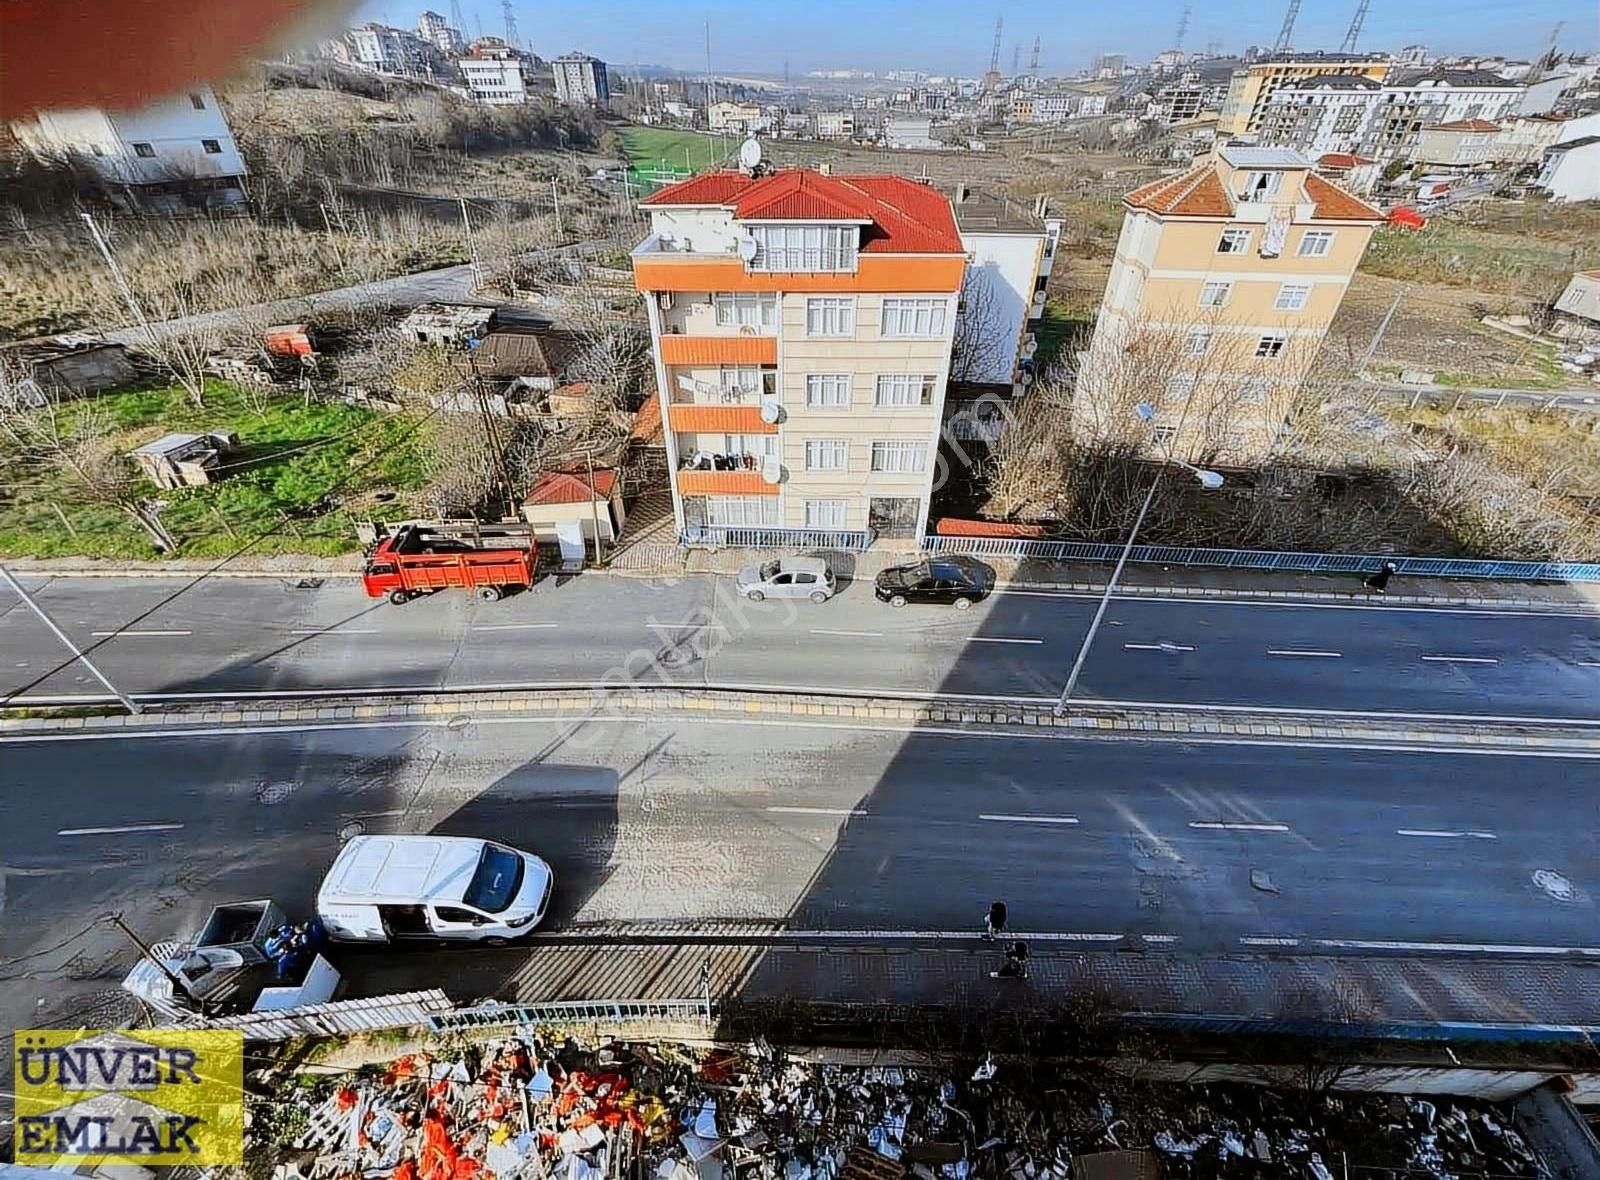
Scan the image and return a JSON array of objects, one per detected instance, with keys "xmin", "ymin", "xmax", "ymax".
[{"xmin": 6, "ymin": 685, "xmax": 1600, "ymax": 754}]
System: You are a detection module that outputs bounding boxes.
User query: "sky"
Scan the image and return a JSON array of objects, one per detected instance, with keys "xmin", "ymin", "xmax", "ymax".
[{"xmin": 359, "ymin": 0, "xmax": 1597, "ymax": 77}]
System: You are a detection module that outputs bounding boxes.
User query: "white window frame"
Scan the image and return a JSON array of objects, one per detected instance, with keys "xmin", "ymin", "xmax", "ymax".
[
  {"xmin": 1255, "ymin": 333, "xmax": 1288, "ymax": 359},
  {"xmin": 705, "ymin": 495, "xmax": 779, "ymax": 527},
  {"xmin": 1198, "ymin": 280, "xmax": 1232, "ymax": 308},
  {"xmin": 1217, "ymin": 227, "xmax": 1252, "ymax": 254},
  {"xmin": 1152, "ymin": 424, "xmax": 1179, "ymax": 446},
  {"xmin": 880, "ymin": 298, "xmax": 948, "ymax": 338},
  {"xmin": 1273, "ymin": 283, "xmax": 1312, "ymax": 311},
  {"xmin": 722, "ymin": 433, "xmax": 777, "ymax": 459},
  {"xmin": 805, "ymin": 499, "xmax": 848, "ymax": 529},
  {"xmin": 804, "ymin": 439, "xmax": 849, "ymax": 470},
  {"xmin": 713, "ymin": 292, "xmax": 777, "ymax": 330},
  {"xmin": 1182, "ymin": 329, "xmax": 1212, "ymax": 356},
  {"xmin": 1298, "ymin": 230, "xmax": 1335, "ymax": 258},
  {"xmin": 750, "ymin": 224, "xmax": 859, "ymax": 272},
  {"xmin": 805, "ymin": 297, "xmax": 856, "ymax": 338},
  {"xmin": 869, "ymin": 439, "xmax": 928, "ymax": 473},
  {"xmin": 805, "ymin": 374, "xmax": 851, "ymax": 407},
  {"xmin": 874, "ymin": 373, "xmax": 937, "ymax": 407}
]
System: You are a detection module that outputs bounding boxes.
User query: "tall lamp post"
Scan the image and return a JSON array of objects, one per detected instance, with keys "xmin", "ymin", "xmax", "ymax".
[{"xmin": 1054, "ymin": 404, "xmax": 1223, "ymax": 716}]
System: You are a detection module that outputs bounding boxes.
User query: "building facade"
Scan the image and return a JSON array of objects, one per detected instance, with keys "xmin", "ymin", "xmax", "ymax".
[
  {"xmin": 460, "ymin": 50, "xmax": 535, "ymax": 105},
  {"xmin": 1414, "ymin": 118, "xmax": 1502, "ymax": 167},
  {"xmin": 631, "ymin": 168, "xmax": 966, "ymax": 542},
  {"xmin": 552, "ymin": 53, "xmax": 610, "ymax": 107},
  {"xmin": 10, "ymin": 84, "xmax": 247, "ymax": 210},
  {"xmin": 1077, "ymin": 146, "xmax": 1383, "ymax": 463},
  {"xmin": 708, "ymin": 102, "xmax": 766, "ymax": 133},
  {"xmin": 949, "ymin": 187, "xmax": 1061, "ymax": 386},
  {"xmin": 1219, "ymin": 53, "xmax": 1392, "ymax": 137},
  {"xmin": 1536, "ymin": 136, "xmax": 1600, "ymax": 202},
  {"xmin": 416, "ymin": 10, "xmax": 464, "ymax": 54},
  {"xmin": 812, "ymin": 111, "xmax": 856, "ymax": 139}
]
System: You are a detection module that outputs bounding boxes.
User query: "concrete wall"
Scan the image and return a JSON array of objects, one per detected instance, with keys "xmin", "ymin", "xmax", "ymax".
[{"xmin": 956, "ymin": 231, "xmax": 1043, "ymax": 384}]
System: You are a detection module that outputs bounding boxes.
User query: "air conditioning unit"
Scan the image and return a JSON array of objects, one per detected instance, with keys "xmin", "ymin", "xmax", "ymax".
[
  {"xmin": 761, "ymin": 457, "xmax": 783, "ymax": 484},
  {"xmin": 759, "ymin": 398, "xmax": 782, "ymax": 424}
]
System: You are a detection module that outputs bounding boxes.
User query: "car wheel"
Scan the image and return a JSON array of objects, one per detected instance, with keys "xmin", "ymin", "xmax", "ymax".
[
  {"xmin": 476, "ymin": 585, "xmax": 502, "ymax": 602},
  {"xmin": 953, "ymin": 596, "xmax": 973, "ymax": 611},
  {"xmin": 809, "ymin": 590, "xmax": 828, "ymax": 604},
  {"xmin": 890, "ymin": 594, "xmax": 908, "ymax": 608},
  {"xmin": 388, "ymin": 590, "xmax": 410, "ymax": 606},
  {"xmin": 747, "ymin": 589, "xmax": 765, "ymax": 602}
]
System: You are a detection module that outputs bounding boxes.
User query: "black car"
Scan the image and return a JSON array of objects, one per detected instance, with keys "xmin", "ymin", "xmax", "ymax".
[{"xmin": 874, "ymin": 555, "xmax": 996, "ymax": 609}]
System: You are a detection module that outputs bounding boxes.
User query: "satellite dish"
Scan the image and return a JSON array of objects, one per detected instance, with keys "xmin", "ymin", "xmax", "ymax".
[
  {"xmin": 739, "ymin": 136, "xmax": 763, "ymax": 171},
  {"xmin": 737, "ymin": 235, "xmax": 759, "ymax": 263},
  {"xmin": 759, "ymin": 398, "xmax": 782, "ymax": 424},
  {"xmin": 760, "ymin": 457, "xmax": 783, "ymax": 484}
]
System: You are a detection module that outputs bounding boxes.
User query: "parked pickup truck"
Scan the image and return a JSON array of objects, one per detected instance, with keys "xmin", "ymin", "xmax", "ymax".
[{"xmin": 362, "ymin": 524, "xmax": 537, "ymax": 605}]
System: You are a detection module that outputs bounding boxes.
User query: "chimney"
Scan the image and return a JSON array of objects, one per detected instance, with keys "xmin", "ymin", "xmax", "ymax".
[{"xmin": 818, "ymin": 162, "xmax": 832, "ymax": 176}]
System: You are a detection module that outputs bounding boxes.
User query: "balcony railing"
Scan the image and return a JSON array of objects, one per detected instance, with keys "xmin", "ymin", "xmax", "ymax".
[{"xmin": 749, "ymin": 246, "xmax": 859, "ymax": 273}]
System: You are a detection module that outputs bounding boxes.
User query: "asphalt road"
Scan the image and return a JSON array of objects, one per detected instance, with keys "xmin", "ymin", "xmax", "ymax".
[
  {"xmin": 2, "ymin": 718, "xmax": 1595, "ymax": 1034},
  {"xmin": 3, "ymin": 573, "xmax": 1599, "ymax": 721}
]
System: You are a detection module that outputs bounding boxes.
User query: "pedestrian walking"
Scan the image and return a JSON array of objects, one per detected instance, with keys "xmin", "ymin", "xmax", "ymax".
[
  {"xmin": 983, "ymin": 900, "xmax": 1007, "ymax": 941},
  {"xmin": 1364, "ymin": 560, "xmax": 1398, "ymax": 593},
  {"xmin": 990, "ymin": 940, "xmax": 1029, "ymax": 981}
]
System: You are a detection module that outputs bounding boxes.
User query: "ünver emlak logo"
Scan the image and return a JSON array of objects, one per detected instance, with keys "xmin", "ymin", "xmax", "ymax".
[{"xmin": 14, "ymin": 1029, "xmax": 244, "ymax": 1165}]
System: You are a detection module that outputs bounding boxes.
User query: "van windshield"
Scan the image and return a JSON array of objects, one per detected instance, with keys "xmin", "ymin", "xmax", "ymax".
[{"xmin": 463, "ymin": 843, "xmax": 524, "ymax": 913}]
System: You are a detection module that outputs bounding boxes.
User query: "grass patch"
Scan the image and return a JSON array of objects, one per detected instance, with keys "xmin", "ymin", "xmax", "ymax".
[
  {"xmin": 0, "ymin": 381, "xmax": 431, "ymax": 560},
  {"xmin": 1391, "ymin": 401, "xmax": 1600, "ymax": 502},
  {"xmin": 1360, "ymin": 220, "xmax": 1591, "ymax": 298},
  {"xmin": 1033, "ymin": 298, "xmax": 1090, "ymax": 372},
  {"xmin": 617, "ymin": 126, "xmax": 733, "ymax": 191}
]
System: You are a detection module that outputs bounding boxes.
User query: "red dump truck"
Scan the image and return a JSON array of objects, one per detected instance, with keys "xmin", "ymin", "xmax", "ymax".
[{"xmin": 362, "ymin": 525, "xmax": 537, "ymax": 604}]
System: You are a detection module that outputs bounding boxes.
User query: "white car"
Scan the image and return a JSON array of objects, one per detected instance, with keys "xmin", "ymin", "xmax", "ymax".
[{"xmin": 734, "ymin": 556, "xmax": 837, "ymax": 603}]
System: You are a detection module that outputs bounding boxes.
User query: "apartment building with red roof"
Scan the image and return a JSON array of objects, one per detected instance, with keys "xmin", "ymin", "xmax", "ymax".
[{"xmin": 631, "ymin": 167, "xmax": 966, "ymax": 543}]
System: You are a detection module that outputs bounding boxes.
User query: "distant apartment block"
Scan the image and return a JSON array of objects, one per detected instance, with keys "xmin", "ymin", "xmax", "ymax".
[
  {"xmin": 1536, "ymin": 136, "xmax": 1600, "ymax": 202},
  {"xmin": 631, "ymin": 168, "xmax": 966, "ymax": 542},
  {"xmin": 10, "ymin": 84, "xmax": 246, "ymax": 212},
  {"xmin": 812, "ymin": 111, "xmax": 856, "ymax": 140},
  {"xmin": 949, "ymin": 187, "xmax": 1061, "ymax": 387},
  {"xmin": 882, "ymin": 117, "xmax": 937, "ymax": 149},
  {"xmin": 1078, "ymin": 146, "xmax": 1382, "ymax": 463},
  {"xmin": 460, "ymin": 45, "xmax": 536, "ymax": 105},
  {"xmin": 553, "ymin": 53, "xmax": 610, "ymax": 108},
  {"xmin": 1219, "ymin": 52, "xmax": 1391, "ymax": 137},
  {"xmin": 1413, "ymin": 118, "xmax": 1502, "ymax": 168},
  {"xmin": 336, "ymin": 22, "xmax": 445, "ymax": 77},
  {"xmin": 708, "ymin": 102, "xmax": 766, "ymax": 134},
  {"xmin": 416, "ymin": 9, "xmax": 464, "ymax": 54}
]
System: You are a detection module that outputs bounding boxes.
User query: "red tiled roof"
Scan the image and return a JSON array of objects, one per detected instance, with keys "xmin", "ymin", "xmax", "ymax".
[
  {"xmin": 524, "ymin": 468, "xmax": 616, "ymax": 506},
  {"xmin": 1317, "ymin": 152, "xmax": 1375, "ymax": 168},
  {"xmin": 659, "ymin": 335, "xmax": 778, "ymax": 366},
  {"xmin": 630, "ymin": 392, "xmax": 664, "ymax": 446},
  {"xmin": 640, "ymin": 168, "xmax": 963, "ymax": 254},
  {"xmin": 1303, "ymin": 173, "xmax": 1385, "ymax": 221},
  {"xmin": 1123, "ymin": 166, "xmax": 1234, "ymax": 217},
  {"xmin": 934, "ymin": 517, "xmax": 1049, "ymax": 538},
  {"xmin": 1430, "ymin": 118, "xmax": 1501, "ymax": 132}
]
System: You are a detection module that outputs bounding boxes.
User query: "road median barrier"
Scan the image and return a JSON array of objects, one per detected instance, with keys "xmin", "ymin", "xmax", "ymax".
[{"xmin": 5, "ymin": 684, "xmax": 1600, "ymax": 755}]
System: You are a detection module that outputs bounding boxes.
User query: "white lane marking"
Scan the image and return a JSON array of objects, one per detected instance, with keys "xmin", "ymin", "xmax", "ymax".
[
  {"xmin": 1240, "ymin": 936, "xmax": 1301, "ymax": 947},
  {"xmin": 1189, "ymin": 820, "xmax": 1290, "ymax": 833},
  {"xmin": 979, "ymin": 813, "xmax": 1079, "ymax": 825},
  {"xmin": 969, "ymin": 636, "xmax": 1045, "ymax": 646},
  {"xmin": 766, "ymin": 806, "xmax": 867, "ymax": 818},
  {"xmin": 1141, "ymin": 934, "xmax": 1180, "ymax": 944},
  {"xmin": 993, "ymin": 588, "xmax": 1600, "ymax": 621},
  {"xmin": 1267, "ymin": 648, "xmax": 1342, "ymax": 658},
  {"xmin": 289, "ymin": 627, "xmax": 380, "ymax": 635},
  {"xmin": 1315, "ymin": 938, "xmax": 1600, "ymax": 956},
  {"xmin": 1124, "ymin": 642, "xmax": 1195, "ymax": 652},
  {"xmin": 1396, "ymin": 828, "xmax": 1497, "ymax": 840},
  {"xmin": 474, "ymin": 623, "xmax": 560, "ymax": 631},
  {"xmin": 58, "ymin": 822, "xmax": 184, "ymax": 837},
  {"xmin": 653, "ymin": 622, "xmax": 729, "ymax": 631},
  {"xmin": 810, "ymin": 629, "xmax": 885, "ymax": 638},
  {"xmin": 1421, "ymin": 654, "xmax": 1499, "ymax": 665},
  {"xmin": 1580, "ymin": 661, "xmax": 1600, "ymax": 668},
  {"xmin": 89, "ymin": 630, "xmax": 190, "ymax": 638}
]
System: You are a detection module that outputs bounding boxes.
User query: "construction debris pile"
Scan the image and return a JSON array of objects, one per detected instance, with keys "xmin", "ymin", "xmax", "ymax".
[{"xmin": 260, "ymin": 1036, "xmax": 1548, "ymax": 1180}]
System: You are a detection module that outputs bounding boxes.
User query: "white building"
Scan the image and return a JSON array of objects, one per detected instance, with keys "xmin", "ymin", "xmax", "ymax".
[
  {"xmin": 1394, "ymin": 45, "xmax": 1431, "ymax": 68},
  {"xmin": 812, "ymin": 111, "xmax": 855, "ymax": 139},
  {"xmin": 552, "ymin": 52, "xmax": 610, "ymax": 108},
  {"xmin": 416, "ymin": 10, "xmax": 463, "ymax": 54},
  {"xmin": 10, "ymin": 84, "xmax": 247, "ymax": 211},
  {"xmin": 882, "ymin": 116, "xmax": 938, "ymax": 149},
  {"xmin": 344, "ymin": 23, "xmax": 441, "ymax": 76},
  {"xmin": 460, "ymin": 53, "xmax": 534, "ymax": 105},
  {"xmin": 1536, "ymin": 136, "xmax": 1600, "ymax": 202},
  {"xmin": 708, "ymin": 102, "xmax": 766, "ymax": 134},
  {"xmin": 950, "ymin": 187, "xmax": 1061, "ymax": 387},
  {"xmin": 1256, "ymin": 75, "xmax": 1382, "ymax": 158}
]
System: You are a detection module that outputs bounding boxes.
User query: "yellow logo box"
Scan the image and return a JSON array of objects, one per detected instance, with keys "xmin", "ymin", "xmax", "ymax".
[{"xmin": 13, "ymin": 1029, "xmax": 244, "ymax": 1165}]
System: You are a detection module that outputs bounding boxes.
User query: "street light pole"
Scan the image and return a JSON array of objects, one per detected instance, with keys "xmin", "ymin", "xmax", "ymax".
[
  {"xmin": 0, "ymin": 563, "xmax": 140, "ymax": 714},
  {"xmin": 1054, "ymin": 476, "xmax": 1159, "ymax": 715}
]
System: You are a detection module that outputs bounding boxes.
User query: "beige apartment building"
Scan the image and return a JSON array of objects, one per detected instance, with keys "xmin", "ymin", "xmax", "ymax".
[
  {"xmin": 1219, "ymin": 52, "xmax": 1391, "ymax": 136},
  {"xmin": 1077, "ymin": 145, "xmax": 1383, "ymax": 462},
  {"xmin": 631, "ymin": 168, "xmax": 966, "ymax": 542}
]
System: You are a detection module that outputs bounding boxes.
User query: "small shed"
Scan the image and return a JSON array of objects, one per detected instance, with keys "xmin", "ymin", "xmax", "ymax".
[
  {"xmin": 129, "ymin": 430, "xmax": 238, "ymax": 489},
  {"xmin": 520, "ymin": 467, "xmax": 625, "ymax": 542},
  {"xmin": 1554, "ymin": 270, "xmax": 1600, "ymax": 338},
  {"xmin": 398, "ymin": 303, "xmax": 494, "ymax": 347},
  {"xmin": 465, "ymin": 331, "xmax": 555, "ymax": 386},
  {"xmin": 3, "ymin": 338, "xmax": 137, "ymax": 395}
]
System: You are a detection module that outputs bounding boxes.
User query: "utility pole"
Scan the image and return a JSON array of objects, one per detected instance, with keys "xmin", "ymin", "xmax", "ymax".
[
  {"xmin": 1174, "ymin": 5, "xmax": 1191, "ymax": 49},
  {"xmin": 1357, "ymin": 290, "xmax": 1403, "ymax": 373},
  {"xmin": 107, "ymin": 912, "xmax": 195, "ymax": 1004},
  {"xmin": 704, "ymin": 22, "xmax": 715, "ymax": 111},
  {"xmin": 550, "ymin": 179, "xmax": 563, "ymax": 235},
  {"xmin": 500, "ymin": 0, "xmax": 519, "ymax": 49},
  {"xmin": 80, "ymin": 212, "xmax": 158, "ymax": 348},
  {"xmin": 458, "ymin": 197, "xmax": 483, "ymax": 291},
  {"xmin": 584, "ymin": 451, "xmax": 604, "ymax": 566},
  {"xmin": 469, "ymin": 361, "xmax": 517, "ymax": 518},
  {"xmin": 1338, "ymin": 0, "xmax": 1370, "ymax": 54},
  {"xmin": 0, "ymin": 565, "xmax": 140, "ymax": 714},
  {"xmin": 1029, "ymin": 37, "xmax": 1041, "ymax": 75},
  {"xmin": 1272, "ymin": 0, "xmax": 1301, "ymax": 53}
]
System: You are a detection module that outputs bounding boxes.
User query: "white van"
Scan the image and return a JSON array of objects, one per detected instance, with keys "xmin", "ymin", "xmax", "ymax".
[{"xmin": 316, "ymin": 835, "xmax": 554, "ymax": 944}]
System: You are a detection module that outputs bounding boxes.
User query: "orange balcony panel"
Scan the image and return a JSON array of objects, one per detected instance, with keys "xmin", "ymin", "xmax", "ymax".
[
  {"xmin": 659, "ymin": 335, "xmax": 778, "ymax": 366},
  {"xmin": 635, "ymin": 254, "xmax": 963, "ymax": 294},
  {"xmin": 677, "ymin": 470, "xmax": 779, "ymax": 495},
  {"xmin": 668, "ymin": 404, "xmax": 778, "ymax": 434}
]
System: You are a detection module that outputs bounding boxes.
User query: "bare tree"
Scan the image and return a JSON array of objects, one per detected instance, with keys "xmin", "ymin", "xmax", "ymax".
[{"xmin": 950, "ymin": 268, "xmax": 1016, "ymax": 384}]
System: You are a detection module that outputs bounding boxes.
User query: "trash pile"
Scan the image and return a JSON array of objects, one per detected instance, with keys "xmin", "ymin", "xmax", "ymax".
[{"xmin": 259, "ymin": 1036, "xmax": 1548, "ymax": 1180}]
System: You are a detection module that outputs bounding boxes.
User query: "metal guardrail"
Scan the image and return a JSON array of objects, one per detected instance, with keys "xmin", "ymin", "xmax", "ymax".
[
  {"xmin": 922, "ymin": 535, "xmax": 1600, "ymax": 583},
  {"xmin": 427, "ymin": 997, "xmax": 714, "ymax": 1033},
  {"xmin": 681, "ymin": 526, "xmax": 875, "ymax": 551},
  {"xmin": 198, "ymin": 989, "xmax": 455, "ymax": 1041}
]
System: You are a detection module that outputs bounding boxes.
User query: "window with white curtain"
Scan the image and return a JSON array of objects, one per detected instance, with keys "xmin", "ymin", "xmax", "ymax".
[
  {"xmin": 805, "ymin": 499, "xmax": 847, "ymax": 528},
  {"xmin": 1274, "ymin": 283, "xmax": 1312, "ymax": 310},
  {"xmin": 749, "ymin": 224, "xmax": 859, "ymax": 271},
  {"xmin": 874, "ymin": 374, "xmax": 937, "ymax": 407},
  {"xmin": 805, "ymin": 439, "xmax": 849, "ymax": 470},
  {"xmin": 805, "ymin": 297, "xmax": 855, "ymax": 337},
  {"xmin": 1297, "ymin": 230, "xmax": 1335, "ymax": 257},
  {"xmin": 806, "ymin": 374, "xmax": 851, "ymax": 407},
  {"xmin": 713, "ymin": 292, "xmax": 777, "ymax": 329},
  {"xmin": 870, "ymin": 440, "xmax": 928, "ymax": 472},
  {"xmin": 705, "ymin": 496, "xmax": 780, "ymax": 527},
  {"xmin": 880, "ymin": 298, "xmax": 948, "ymax": 337},
  {"xmin": 1183, "ymin": 329, "xmax": 1212, "ymax": 356}
]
